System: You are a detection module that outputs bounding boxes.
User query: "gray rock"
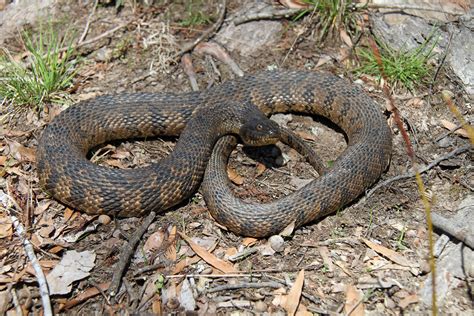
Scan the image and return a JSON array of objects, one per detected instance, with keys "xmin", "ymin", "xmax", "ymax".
[
  {"xmin": 371, "ymin": 13, "xmax": 474, "ymax": 96},
  {"xmin": 0, "ymin": 0, "xmax": 56, "ymax": 45}
]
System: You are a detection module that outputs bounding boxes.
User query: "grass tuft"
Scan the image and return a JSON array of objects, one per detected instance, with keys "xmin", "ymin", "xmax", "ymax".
[
  {"xmin": 293, "ymin": 0, "xmax": 359, "ymax": 42},
  {"xmin": 356, "ymin": 36, "xmax": 437, "ymax": 91},
  {"xmin": 179, "ymin": 0, "xmax": 213, "ymax": 27},
  {"xmin": 0, "ymin": 26, "xmax": 78, "ymax": 111}
]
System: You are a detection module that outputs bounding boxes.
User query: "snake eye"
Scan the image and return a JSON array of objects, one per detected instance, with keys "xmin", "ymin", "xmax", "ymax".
[{"xmin": 256, "ymin": 124, "xmax": 263, "ymax": 131}]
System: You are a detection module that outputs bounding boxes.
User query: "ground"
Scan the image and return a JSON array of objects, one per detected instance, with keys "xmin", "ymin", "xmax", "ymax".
[{"xmin": 0, "ymin": 0, "xmax": 473, "ymax": 315}]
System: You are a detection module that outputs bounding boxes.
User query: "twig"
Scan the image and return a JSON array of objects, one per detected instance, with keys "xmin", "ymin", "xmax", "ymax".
[
  {"xmin": 233, "ymin": 7, "xmax": 299, "ymax": 25},
  {"xmin": 434, "ymin": 121, "xmax": 471, "ymax": 143},
  {"xmin": 77, "ymin": 22, "xmax": 131, "ymax": 49},
  {"xmin": 361, "ymin": 3, "xmax": 465, "ymax": 16},
  {"xmin": 78, "ymin": 0, "xmax": 99, "ymax": 44},
  {"xmin": 301, "ymin": 237, "xmax": 361, "ymax": 247},
  {"xmin": 11, "ymin": 215, "xmax": 52, "ymax": 316},
  {"xmin": 108, "ymin": 211, "xmax": 157, "ymax": 298},
  {"xmin": 367, "ymin": 145, "xmax": 471, "ymax": 198},
  {"xmin": 173, "ymin": 0, "xmax": 227, "ymax": 59},
  {"xmin": 195, "ymin": 42, "xmax": 244, "ymax": 77},
  {"xmin": 431, "ymin": 212, "xmax": 474, "ymax": 249},
  {"xmin": 181, "ymin": 53, "xmax": 199, "ymax": 91},
  {"xmin": 207, "ymin": 281, "xmax": 282, "ymax": 293},
  {"xmin": 428, "ymin": 31, "xmax": 454, "ymax": 107}
]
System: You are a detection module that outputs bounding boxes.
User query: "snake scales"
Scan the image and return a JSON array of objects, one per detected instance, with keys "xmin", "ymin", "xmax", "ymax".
[{"xmin": 37, "ymin": 70, "xmax": 392, "ymax": 236}]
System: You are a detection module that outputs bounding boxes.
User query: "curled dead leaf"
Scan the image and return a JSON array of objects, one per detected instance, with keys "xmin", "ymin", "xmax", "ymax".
[
  {"xmin": 7, "ymin": 140, "xmax": 36, "ymax": 162},
  {"xmin": 227, "ymin": 167, "xmax": 244, "ymax": 185}
]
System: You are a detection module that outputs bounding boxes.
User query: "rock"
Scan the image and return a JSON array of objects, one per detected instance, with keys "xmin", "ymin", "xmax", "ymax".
[
  {"xmin": 446, "ymin": 26, "xmax": 474, "ymax": 96},
  {"xmin": 0, "ymin": 0, "xmax": 57, "ymax": 45},
  {"xmin": 371, "ymin": 13, "xmax": 474, "ymax": 96},
  {"xmin": 216, "ymin": 2, "xmax": 282, "ymax": 57},
  {"xmin": 269, "ymin": 235, "xmax": 285, "ymax": 252}
]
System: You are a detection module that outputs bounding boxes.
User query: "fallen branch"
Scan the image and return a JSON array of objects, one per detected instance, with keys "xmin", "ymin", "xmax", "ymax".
[
  {"xmin": 108, "ymin": 211, "xmax": 157, "ymax": 298},
  {"xmin": 431, "ymin": 212, "xmax": 474, "ymax": 249},
  {"xmin": 207, "ymin": 281, "xmax": 282, "ymax": 293},
  {"xmin": 233, "ymin": 7, "xmax": 299, "ymax": 26},
  {"xmin": 11, "ymin": 215, "xmax": 52, "ymax": 316},
  {"xmin": 367, "ymin": 145, "xmax": 471, "ymax": 197},
  {"xmin": 173, "ymin": 0, "xmax": 227, "ymax": 59},
  {"xmin": 360, "ymin": 3, "xmax": 465, "ymax": 16},
  {"xmin": 78, "ymin": 0, "xmax": 99, "ymax": 44}
]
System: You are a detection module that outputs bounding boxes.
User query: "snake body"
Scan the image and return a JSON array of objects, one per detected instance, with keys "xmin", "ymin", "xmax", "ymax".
[{"xmin": 37, "ymin": 70, "xmax": 391, "ymax": 233}]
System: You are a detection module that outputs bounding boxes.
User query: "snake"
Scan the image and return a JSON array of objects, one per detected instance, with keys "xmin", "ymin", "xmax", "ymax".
[{"xmin": 37, "ymin": 70, "xmax": 392, "ymax": 235}]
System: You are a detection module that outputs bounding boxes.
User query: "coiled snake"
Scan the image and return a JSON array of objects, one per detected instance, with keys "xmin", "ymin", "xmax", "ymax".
[{"xmin": 37, "ymin": 70, "xmax": 392, "ymax": 236}]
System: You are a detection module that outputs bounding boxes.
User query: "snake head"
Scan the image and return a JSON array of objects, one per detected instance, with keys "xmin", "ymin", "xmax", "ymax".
[{"xmin": 239, "ymin": 110, "xmax": 280, "ymax": 146}]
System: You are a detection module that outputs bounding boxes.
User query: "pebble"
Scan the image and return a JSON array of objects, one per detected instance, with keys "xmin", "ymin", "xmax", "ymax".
[
  {"xmin": 254, "ymin": 301, "xmax": 267, "ymax": 312},
  {"xmin": 268, "ymin": 235, "xmax": 285, "ymax": 252},
  {"xmin": 97, "ymin": 214, "xmax": 111, "ymax": 225}
]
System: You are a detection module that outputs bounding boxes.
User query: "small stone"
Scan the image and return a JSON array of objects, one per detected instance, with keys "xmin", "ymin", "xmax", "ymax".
[
  {"xmin": 98, "ymin": 214, "xmax": 111, "ymax": 225},
  {"xmin": 254, "ymin": 301, "xmax": 267, "ymax": 312},
  {"xmin": 268, "ymin": 235, "xmax": 285, "ymax": 252}
]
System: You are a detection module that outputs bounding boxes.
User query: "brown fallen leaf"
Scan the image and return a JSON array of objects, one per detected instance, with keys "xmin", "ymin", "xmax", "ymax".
[
  {"xmin": 339, "ymin": 29, "xmax": 353, "ymax": 47},
  {"xmin": 59, "ymin": 282, "xmax": 110, "ymax": 311},
  {"xmin": 279, "ymin": 0, "xmax": 310, "ymax": 9},
  {"xmin": 439, "ymin": 119, "xmax": 469, "ymax": 138},
  {"xmin": 279, "ymin": 220, "xmax": 296, "ymax": 237},
  {"xmin": 344, "ymin": 285, "xmax": 364, "ymax": 316},
  {"xmin": 173, "ymin": 256, "xmax": 201, "ymax": 275},
  {"xmin": 362, "ymin": 238, "xmax": 416, "ymax": 268},
  {"xmin": 165, "ymin": 226, "xmax": 178, "ymax": 261},
  {"xmin": 242, "ymin": 237, "xmax": 258, "ymax": 247},
  {"xmin": 398, "ymin": 293, "xmax": 419, "ymax": 309},
  {"xmin": 7, "ymin": 140, "xmax": 36, "ymax": 162},
  {"xmin": 295, "ymin": 130, "xmax": 317, "ymax": 142},
  {"xmin": 255, "ymin": 162, "xmax": 266, "ymax": 177},
  {"xmin": 282, "ymin": 269, "xmax": 305, "ymax": 316},
  {"xmin": 144, "ymin": 230, "xmax": 165, "ymax": 253},
  {"xmin": 178, "ymin": 232, "xmax": 238, "ymax": 273},
  {"xmin": 227, "ymin": 167, "xmax": 244, "ymax": 185},
  {"xmin": 0, "ymin": 214, "xmax": 13, "ymax": 239},
  {"xmin": 0, "ymin": 156, "xmax": 7, "ymax": 166}
]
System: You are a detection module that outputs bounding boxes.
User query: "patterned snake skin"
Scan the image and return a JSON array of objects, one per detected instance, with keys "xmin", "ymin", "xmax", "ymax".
[{"xmin": 37, "ymin": 70, "xmax": 392, "ymax": 234}]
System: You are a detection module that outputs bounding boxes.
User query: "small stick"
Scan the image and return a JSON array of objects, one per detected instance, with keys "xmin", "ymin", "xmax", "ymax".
[
  {"xmin": 361, "ymin": 3, "xmax": 466, "ymax": 16},
  {"xmin": 108, "ymin": 211, "xmax": 157, "ymax": 298},
  {"xmin": 11, "ymin": 215, "xmax": 52, "ymax": 316},
  {"xmin": 195, "ymin": 42, "xmax": 244, "ymax": 77},
  {"xmin": 206, "ymin": 281, "xmax": 282, "ymax": 293},
  {"xmin": 181, "ymin": 53, "xmax": 200, "ymax": 91},
  {"xmin": 367, "ymin": 145, "xmax": 471, "ymax": 197},
  {"xmin": 434, "ymin": 121, "xmax": 471, "ymax": 143},
  {"xmin": 173, "ymin": 0, "xmax": 227, "ymax": 59},
  {"xmin": 233, "ymin": 7, "xmax": 299, "ymax": 26},
  {"xmin": 78, "ymin": 0, "xmax": 99, "ymax": 44}
]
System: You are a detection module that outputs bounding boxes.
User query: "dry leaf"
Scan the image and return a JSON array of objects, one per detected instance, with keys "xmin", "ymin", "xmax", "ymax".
[
  {"xmin": 255, "ymin": 163, "xmax": 266, "ymax": 177},
  {"xmin": 46, "ymin": 250, "xmax": 96, "ymax": 295},
  {"xmin": 295, "ymin": 130, "xmax": 317, "ymax": 142},
  {"xmin": 105, "ymin": 159, "xmax": 126, "ymax": 168},
  {"xmin": 398, "ymin": 293, "xmax": 419, "ymax": 308},
  {"xmin": 344, "ymin": 285, "xmax": 364, "ymax": 316},
  {"xmin": 315, "ymin": 55, "xmax": 332, "ymax": 68},
  {"xmin": 242, "ymin": 237, "xmax": 258, "ymax": 247},
  {"xmin": 279, "ymin": 0, "xmax": 310, "ymax": 9},
  {"xmin": 165, "ymin": 226, "xmax": 178, "ymax": 261},
  {"xmin": 439, "ymin": 119, "xmax": 469, "ymax": 138},
  {"xmin": 339, "ymin": 29, "xmax": 353, "ymax": 47},
  {"xmin": 279, "ymin": 220, "xmax": 296, "ymax": 237},
  {"xmin": 319, "ymin": 246, "xmax": 334, "ymax": 271},
  {"xmin": 227, "ymin": 167, "xmax": 244, "ymax": 185},
  {"xmin": 0, "ymin": 214, "xmax": 13, "ymax": 239},
  {"xmin": 0, "ymin": 156, "xmax": 7, "ymax": 166},
  {"xmin": 282, "ymin": 269, "xmax": 305, "ymax": 316},
  {"xmin": 178, "ymin": 232, "xmax": 237, "ymax": 273},
  {"xmin": 152, "ymin": 296, "xmax": 162, "ymax": 314},
  {"xmin": 362, "ymin": 238, "xmax": 416, "ymax": 268},
  {"xmin": 8, "ymin": 140, "xmax": 36, "ymax": 162},
  {"xmin": 173, "ymin": 256, "xmax": 201, "ymax": 275},
  {"xmin": 59, "ymin": 282, "xmax": 110, "ymax": 312},
  {"xmin": 144, "ymin": 230, "xmax": 165, "ymax": 253}
]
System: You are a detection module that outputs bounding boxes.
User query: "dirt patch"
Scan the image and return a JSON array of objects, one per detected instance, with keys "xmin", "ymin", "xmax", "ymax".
[{"xmin": 0, "ymin": 0, "xmax": 472, "ymax": 315}]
